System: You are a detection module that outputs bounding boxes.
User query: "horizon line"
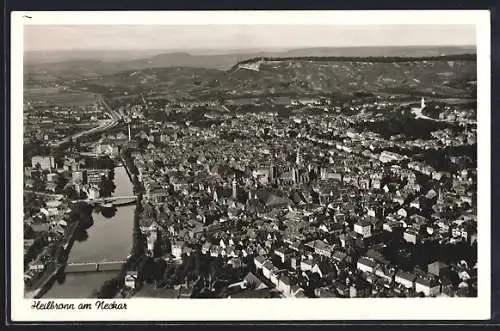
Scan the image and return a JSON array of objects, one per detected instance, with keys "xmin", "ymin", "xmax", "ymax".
[{"xmin": 24, "ymin": 44, "xmax": 478, "ymax": 53}]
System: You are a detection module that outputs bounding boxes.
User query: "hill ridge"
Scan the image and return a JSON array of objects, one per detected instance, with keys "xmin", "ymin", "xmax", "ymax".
[{"xmin": 230, "ymin": 54, "xmax": 477, "ymax": 72}]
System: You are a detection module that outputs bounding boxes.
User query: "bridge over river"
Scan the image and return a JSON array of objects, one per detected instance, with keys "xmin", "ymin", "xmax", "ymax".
[
  {"xmin": 72, "ymin": 195, "xmax": 138, "ymax": 206},
  {"xmin": 65, "ymin": 260, "xmax": 127, "ymax": 274},
  {"xmin": 42, "ymin": 166, "xmax": 136, "ymax": 298}
]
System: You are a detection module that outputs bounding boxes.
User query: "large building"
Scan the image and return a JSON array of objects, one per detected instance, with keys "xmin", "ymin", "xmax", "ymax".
[
  {"xmin": 86, "ymin": 169, "xmax": 110, "ymax": 184},
  {"xmin": 31, "ymin": 156, "xmax": 55, "ymax": 170}
]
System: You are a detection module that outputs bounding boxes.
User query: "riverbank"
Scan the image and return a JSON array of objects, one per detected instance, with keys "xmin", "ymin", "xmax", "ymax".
[
  {"xmin": 24, "ymin": 219, "xmax": 80, "ymax": 298},
  {"xmin": 42, "ymin": 166, "xmax": 137, "ymax": 298},
  {"xmin": 121, "ymin": 156, "xmax": 134, "ymax": 183},
  {"xmin": 121, "ymin": 152, "xmax": 145, "ymax": 195}
]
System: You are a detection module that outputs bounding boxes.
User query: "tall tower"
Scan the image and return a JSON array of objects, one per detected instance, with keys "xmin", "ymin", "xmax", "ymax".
[
  {"xmin": 421, "ymin": 97, "xmax": 426, "ymax": 109},
  {"xmin": 128, "ymin": 123, "xmax": 131, "ymax": 142},
  {"xmin": 437, "ymin": 184, "xmax": 444, "ymax": 204},
  {"xmin": 269, "ymin": 161, "xmax": 277, "ymax": 184},
  {"xmin": 232, "ymin": 178, "xmax": 237, "ymax": 200},
  {"xmin": 292, "ymin": 167, "xmax": 299, "ymax": 185},
  {"xmin": 296, "ymin": 147, "xmax": 302, "ymax": 165}
]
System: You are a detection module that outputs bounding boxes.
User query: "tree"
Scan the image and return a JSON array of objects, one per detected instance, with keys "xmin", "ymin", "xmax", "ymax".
[
  {"xmin": 24, "ymin": 193, "xmax": 43, "ymax": 215},
  {"xmin": 99, "ymin": 176, "xmax": 116, "ymax": 197},
  {"xmin": 63, "ymin": 185, "xmax": 79, "ymax": 200},
  {"xmin": 153, "ymin": 236, "xmax": 165, "ymax": 258},
  {"xmin": 96, "ymin": 279, "xmax": 121, "ymax": 298},
  {"xmin": 137, "ymin": 256, "xmax": 154, "ymax": 283}
]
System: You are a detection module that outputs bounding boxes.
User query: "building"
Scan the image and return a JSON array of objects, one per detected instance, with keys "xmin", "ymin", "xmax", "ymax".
[
  {"xmin": 375, "ymin": 266, "xmax": 396, "ymax": 282},
  {"xmin": 87, "ymin": 169, "xmax": 110, "ymax": 185},
  {"xmin": 332, "ymin": 251, "xmax": 347, "ymax": 265},
  {"xmin": 47, "ymin": 173, "xmax": 58, "ymax": 183},
  {"xmin": 395, "ymin": 271, "xmax": 416, "ymax": 289},
  {"xmin": 31, "ymin": 156, "xmax": 55, "ymax": 170},
  {"xmin": 300, "ymin": 259, "xmax": 315, "ymax": 272},
  {"xmin": 87, "ymin": 185, "xmax": 100, "ymax": 200},
  {"xmin": 428, "ymin": 261, "xmax": 450, "ymax": 277},
  {"xmin": 403, "ymin": 229, "xmax": 419, "ymax": 244},
  {"xmin": 262, "ymin": 261, "xmax": 275, "ymax": 279},
  {"xmin": 306, "ymin": 240, "xmax": 333, "ymax": 258},
  {"xmin": 254, "ymin": 255, "xmax": 266, "ymax": 270},
  {"xmin": 72, "ymin": 170, "xmax": 87, "ymax": 185},
  {"xmin": 415, "ymin": 277, "xmax": 441, "ymax": 297},
  {"xmin": 349, "ymin": 281, "xmax": 372, "ymax": 298},
  {"xmin": 171, "ymin": 241, "xmax": 185, "ymax": 258},
  {"xmin": 124, "ymin": 271, "xmax": 138, "ymax": 289},
  {"xmin": 274, "ymin": 247, "xmax": 290, "ymax": 264},
  {"xmin": 278, "ymin": 274, "xmax": 292, "ymax": 296},
  {"xmin": 357, "ymin": 257, "xmax": 378, "ymax": 274},
  {"xmin": 354, "ymin": 221, "xmax": 372, "ymax": 238},
  {"xmin": 146, "ymin": 229, "xmax": 158, "ymax": 254},
  {"xmin": 202, "ymin": 242, "xmax": 212, "ymax": 255}
]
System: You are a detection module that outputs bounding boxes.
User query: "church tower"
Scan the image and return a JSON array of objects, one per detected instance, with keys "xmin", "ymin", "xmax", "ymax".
[
  {"xmin": 296, "ymin": 147, "xmax": 302, "ymax": 165},
  {"xmin": 437, "ymin": 184, "xmax": 444, "ymax": 204},
  {"xmin": 232, "ymin": 178, "xmax": 237, "ymax": 200}
]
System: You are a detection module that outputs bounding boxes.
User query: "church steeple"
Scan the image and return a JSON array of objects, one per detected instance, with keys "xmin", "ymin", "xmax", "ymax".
[
  {"xmin": 232, "ymin": 177, "xmax": 237, "ymax": 200},
  {"xmin": 437, "ymin": 184, "xmax": 443, "ymax": 204}
]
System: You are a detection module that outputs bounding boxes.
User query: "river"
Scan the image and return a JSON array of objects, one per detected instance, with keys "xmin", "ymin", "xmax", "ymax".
[{"xmin": 43, "ymin": 166, "xmax": 135, "ymax": 298}]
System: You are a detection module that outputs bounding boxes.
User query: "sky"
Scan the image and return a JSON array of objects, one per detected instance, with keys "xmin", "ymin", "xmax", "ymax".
[{"xmin": 24, "ymin": 25, "xmax": 476, "ymax": 52}]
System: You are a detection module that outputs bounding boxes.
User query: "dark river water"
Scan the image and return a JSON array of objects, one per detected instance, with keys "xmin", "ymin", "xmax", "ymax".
[{"xmin": 43, "ymin": 166, "xmax": 135, "ymax": 298}]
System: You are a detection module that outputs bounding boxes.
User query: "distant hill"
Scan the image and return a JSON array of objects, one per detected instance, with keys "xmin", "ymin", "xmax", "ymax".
[
  {"xmin": 231, "ymin": 54, "xmax": 476, "ymax": 72},
  {"xmin": 25, "ymin": 45, "xmax": 476, "ymax": 74},
  {"xmin": 24, "ymin": 46, "xmax": 477, "ymax": 100}
]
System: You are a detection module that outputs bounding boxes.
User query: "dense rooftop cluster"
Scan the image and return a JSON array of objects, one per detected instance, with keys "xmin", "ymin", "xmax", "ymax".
[{"xmin": 111, "ymin": 94, "xmax": 477, "ymax": 298}]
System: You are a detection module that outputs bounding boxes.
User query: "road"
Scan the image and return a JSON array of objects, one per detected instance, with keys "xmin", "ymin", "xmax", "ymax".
[{"xmin": 50, "ymin": 95, "xmax": 122, "ymax": 147}]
